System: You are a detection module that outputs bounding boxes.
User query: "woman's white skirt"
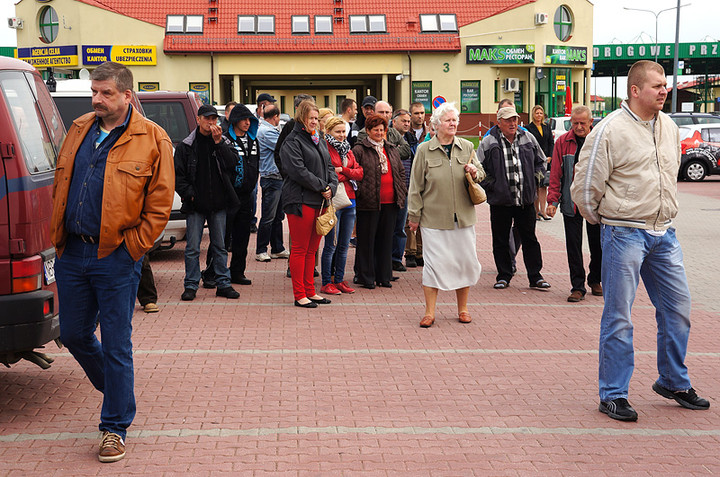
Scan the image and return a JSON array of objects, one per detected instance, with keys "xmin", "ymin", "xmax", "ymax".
[{"xmin": 420, "ymin": 224, "xmax": 481, "ymax": 291}]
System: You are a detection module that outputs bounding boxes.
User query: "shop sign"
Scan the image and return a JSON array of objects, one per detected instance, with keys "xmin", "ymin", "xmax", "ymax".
[
  {"xmin": 15, "ymin": 45, "xmax": 78, "ymax": 67},
  {"xmin": 460, "ymin": 81, "xmax": 480, "ymax": 113},
  {"xmin": 593, "ymin": 42, "xmax": 720, "ymax": 61},
  {"xmin": 83, "ymin": 45, "xmax": 157, "ymax": 66},
  {"xmin": 139, "ymin": 82, "xmax": 160, "ymax": 92},
  {"xmin": 411, "ymin": 81, "xmax": 432, "ymax": 114},
  {"xmin": 545, "ymin": 45, "xmax": 587, "ymax": 65},
  {"xmin": 466, "ymin": 45, "xmax": 535, "ymax": 64},
  {"xmin": 190, "ymin": 82, "xmax": 210, "ymax": 104}
]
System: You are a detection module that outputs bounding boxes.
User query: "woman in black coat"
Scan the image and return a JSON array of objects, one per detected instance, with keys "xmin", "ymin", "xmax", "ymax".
[
  {"xmin": 526, "ymin": 105, "xmax": 554, "ymax": 220},
  {"xmin": 280, "ymin": 100, "xmax": 338, "ymax": 308},
  {"xmin": 351, "ymin": 114, "xmax": 407, "ymax": 289}
]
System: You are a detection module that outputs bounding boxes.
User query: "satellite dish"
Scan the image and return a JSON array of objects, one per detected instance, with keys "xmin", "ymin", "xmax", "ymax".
[{"xmin": 79, "ymin": 68, "xmax": 90, "ymax": 80}]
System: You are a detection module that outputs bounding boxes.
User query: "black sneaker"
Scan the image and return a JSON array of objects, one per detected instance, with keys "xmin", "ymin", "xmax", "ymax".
[
  {"xmin": 416, "ymin": 256, "xmax": 424, "ymax": 266},
  {"xmin": 599, "ymin": 398, "xmax": 638, "ymax": 421},
  {"xmin": 216, "ymin": 286, "xmax": 240, "ymax": 299},
  {"xmin": 392, "ymin": 261, "xmax": 406, "ymax": 272},
  {"xmin": 231, "ymin": 275, "xmax": 252, "ymax": 285},
  {"xmin": 652, "ymin": 382, "xmax": 710, "ymax": 410},
  {"xmin": 181, "ymin": 288, "xmax": 196, "ymax": 301},
  {"xmin": 405, "ymin": 255, "xmax": 417, "ymax": 268}
]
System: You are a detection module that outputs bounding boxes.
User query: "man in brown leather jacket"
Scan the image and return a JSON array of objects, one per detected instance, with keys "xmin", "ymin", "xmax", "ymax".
[{"xmin": 50, "ymin": 62, "xmax": 174, "ymax": 463}]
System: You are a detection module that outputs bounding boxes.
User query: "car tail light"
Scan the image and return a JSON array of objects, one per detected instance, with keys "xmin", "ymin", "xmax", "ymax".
[{"xmin": 11, "ymin": 255, "xmax": 43, "ymax": 293}]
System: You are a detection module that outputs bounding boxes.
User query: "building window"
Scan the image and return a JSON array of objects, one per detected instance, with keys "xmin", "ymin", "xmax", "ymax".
[
  {"xmin": 349, "ymin": 15, "xmax": 386, "ymax": 33},
  {"xmin": 39, "ymin": 6, "xmax": 59, "ymax": 44},
  {"xmin": 292, "ymin": 16, "xmax": 310, "ymax": 34},
  {"xmin": 419, "ymin": 14, "xmax": 457, "ymax": 33},
  {"xmin": 166, "ymin": 15, "xmax": 203, "ymax": 34},
  {"xmin": 237, "ymin": 15, "xmax": 275, "ymax": 34},
  {"xmin": 315, "ymin": 15, "xmax": 333, "ymax": 34},
  {"xmin": 554, "ymin": 5, "xmax": 573, "ymax": 42}
]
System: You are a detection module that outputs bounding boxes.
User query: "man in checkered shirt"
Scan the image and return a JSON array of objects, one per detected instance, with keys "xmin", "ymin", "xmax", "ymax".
[{"xmin": 478, "ymin": 106, "xmax": 550, "ymax": 290}]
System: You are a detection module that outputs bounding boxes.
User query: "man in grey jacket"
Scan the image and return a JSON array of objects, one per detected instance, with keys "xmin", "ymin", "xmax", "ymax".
[{"xmin": 571, "ymin": 60, "xmax": 710, "ymax": 422}]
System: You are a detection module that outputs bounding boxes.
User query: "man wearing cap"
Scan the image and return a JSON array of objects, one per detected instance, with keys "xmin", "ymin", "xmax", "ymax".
[
  {"xmin": 256, "ymin": 92, "xmax": 276, "ymax": 120},
  {"xmin": 478, "ymin": 106, "xmax": 550, "ymax": 290},
  {"xmin": 351, "ymin": 95, "xmax": 377, "ymax": 146},
  {"xmin": 175, "ymin": 104, "xmax": 241, "ymax": 301}
]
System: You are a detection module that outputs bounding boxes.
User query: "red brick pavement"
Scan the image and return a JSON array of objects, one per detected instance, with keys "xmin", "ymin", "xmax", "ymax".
[{"xmin": 1, "ymin": 203, "xmax": 718, "ymax": 476}]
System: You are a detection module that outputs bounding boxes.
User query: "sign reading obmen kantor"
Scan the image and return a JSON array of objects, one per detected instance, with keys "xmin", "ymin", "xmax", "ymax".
[
  {"xmin": 545, "ymin": 45, "xmax": 587, "ymax": 65},
  {"xmin": 466, "ymin": 45, "xmax": 535, "ymax": 64},
  {"xmin": 82, "ymin": 45, "xmax": 157, "ymax": 66}
]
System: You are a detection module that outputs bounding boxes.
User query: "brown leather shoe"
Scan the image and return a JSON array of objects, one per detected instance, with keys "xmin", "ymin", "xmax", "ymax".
[
  {"xmin": 98, "ymin": 431, "xmax": 125, "ymax": 463},
  {"xmin": 567, "ymin": 290, "xmax": 585, "ymax": 302},
  {"xmin": 419, "ymin": 315, "xmax": 435, "ymax": 328},
  {"xmin": 458, "ymin": 311, "xmax": 472, "ymax": 323},
  {"xmin": 590, "ymin": 283, "xmax": 603, "ymax": 296}
]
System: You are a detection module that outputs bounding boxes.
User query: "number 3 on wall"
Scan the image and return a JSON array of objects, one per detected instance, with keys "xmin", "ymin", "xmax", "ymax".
[{"xmin": 443, "ymin": 63, "xmax": 450, "ymax": 73}]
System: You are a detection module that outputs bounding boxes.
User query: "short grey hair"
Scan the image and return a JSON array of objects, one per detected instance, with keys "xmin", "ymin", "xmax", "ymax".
[
  {"xmin": 430, "ymin": 102, "xmax": 459, "ymax": 129},
  {"xmin": 571, "ymin": 105, "xmax": 592, "ymax": 118}
]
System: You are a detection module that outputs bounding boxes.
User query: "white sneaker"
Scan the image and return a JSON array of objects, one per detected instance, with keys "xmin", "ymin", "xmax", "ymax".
[
  {"xmin": 255, "ymin": 252, "xmax": 271, "ymax": 262},
  {"xmin": 270, "ymin": 250, "xmax": 290, "ymax": 259}
]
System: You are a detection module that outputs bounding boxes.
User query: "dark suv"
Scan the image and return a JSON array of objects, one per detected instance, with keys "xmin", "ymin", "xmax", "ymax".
[
  {"xmin": 669, "ymin": 112, "xmax": 720, "ymax": 127},
  {"xmin": 137, "ymin": 91, "xmax": 203, "ymax": 147}
]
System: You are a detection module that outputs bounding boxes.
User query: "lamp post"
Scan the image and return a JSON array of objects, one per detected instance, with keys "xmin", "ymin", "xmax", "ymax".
[{"xmin": 623, "ymin": 4, "xmax": 688, "ymax": 62}]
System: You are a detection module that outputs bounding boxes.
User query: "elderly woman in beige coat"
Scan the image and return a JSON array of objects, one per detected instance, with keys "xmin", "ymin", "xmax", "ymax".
[{"xmin": 407, "ymin": 102, "xmax": 484, "ymax": 328}]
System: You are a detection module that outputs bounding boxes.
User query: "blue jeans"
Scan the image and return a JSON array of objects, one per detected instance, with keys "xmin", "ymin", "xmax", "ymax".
[
  {"xmin": 185, "ymin": 210, "xmax": 231, "ymax": 290},
  {"xmin": 599, "ymin": 225, "xmax": 692, "ymax": 401},
  {"xmin": 256, "ymin": 177, "xmax": 285, "ymax": 254},
  {"xmin": 56, "ymin": 237, "xmax": 142, "ymax": 439},
  {"xmin": 392, "ymin": 202, "xmax": 408, "ymax": 263},
  {"xmin": 321, "ymin": 205, "xmax": 356, "ymax": 285}
]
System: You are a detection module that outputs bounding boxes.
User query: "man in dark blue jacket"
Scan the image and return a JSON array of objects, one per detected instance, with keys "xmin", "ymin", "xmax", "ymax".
[{"xmin": 479, "ymin": 106, "xmax": 550, "ymax": 290}]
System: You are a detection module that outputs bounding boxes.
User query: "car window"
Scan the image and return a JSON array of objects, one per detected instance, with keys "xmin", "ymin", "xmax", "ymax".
[
  {"xmin": 52, "ymin": 96, "xmax": 92, "ymax": 130},
  {"xmin": 141, "ymin": 101, "xmax": 190, "ymax": 146},
  {"xmin": 706, "ymin": 128, "xmax": 720, "ymax": 143},
  {"xmin": 678, "ymin": 127, "xmax": 694, "ymax": 140},
  {"xmin": 672, "ymin": 117, "xmax": 694, "ymax": 126},
  {"xmin": 697, "ymin": 116, "xmax": 720, "ymax": 124},
  {"xmin": 0, "ymin": 70, "xmax": 61, "ymax": 173}
]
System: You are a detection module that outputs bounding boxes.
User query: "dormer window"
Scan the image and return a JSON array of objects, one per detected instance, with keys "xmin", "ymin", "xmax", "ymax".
[
  {"xmin": 419, "ymin": 14, "xmax": 457, "ymax": 33},
  {"xmin": 349, "ymin": 15, "xmax": 386, "ymax": 33},
  {"xmin": 238, "ymin": 15, "xmax": 275, "ymax": 34},
  {"xmin": 292, "ymin": 15, "xmax": 310, "ymax": 34},
  {"xmin": 166, "ymin": 15, "xmax": 204, "ymax": 34},
  {"xmin": 315, "ymin": 15, "xmax": 333, "ymax": 34}
]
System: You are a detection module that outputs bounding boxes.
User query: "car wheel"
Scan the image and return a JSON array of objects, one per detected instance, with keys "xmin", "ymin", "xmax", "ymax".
[{"xmin": 683, "ymin": 159, "xmax": 707, "ymax": 182}]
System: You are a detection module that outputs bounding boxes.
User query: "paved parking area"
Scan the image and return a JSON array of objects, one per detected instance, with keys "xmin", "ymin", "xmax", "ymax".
[{"xmin": 1, "ymin": 181, "xmax": 719, "ymax": 475}]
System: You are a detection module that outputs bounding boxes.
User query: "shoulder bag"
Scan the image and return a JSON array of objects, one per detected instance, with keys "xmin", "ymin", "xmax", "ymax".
[
  {"xmin": 315, "ymin": 199, "xmax": 337, "ymax": 236},
  {"xmin": 465, "ymin": 156, "xmax": 486, "ymax": 205}
]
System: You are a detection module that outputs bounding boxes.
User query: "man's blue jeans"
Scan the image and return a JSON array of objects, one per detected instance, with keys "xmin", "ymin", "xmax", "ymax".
[
  {"xmin": 185, "ymin": 210, "xmax": 231, "ymax": 290},
  {"xmin": 321, "ymin": 205, "xmax": 356, "ymax": 285},
  {"xmin": 599, "ymin": 225, "xmax": 692, "ymax": 402},
  {"xmin": 391, "ymin": 202, "xmax": 408, "ymax": 263},
  {"xmin": 256, "ymin": 176, "xmax": 286, "ymax": 254},
  {"xmin": 56, "ymin": 237, "xmax": 142, "ymax": 439}
]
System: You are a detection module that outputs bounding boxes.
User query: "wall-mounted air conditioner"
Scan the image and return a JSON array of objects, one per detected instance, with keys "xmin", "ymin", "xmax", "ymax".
[
  {"xmin": 534, "ymin": 13, "xmax": 548, "ymax": 25},
  {"xmin": 8, "ymin": 17, "xmax": 24, "ymax": 29},
  {"xmin": 503, "ymin": 78, "xmax": 520, "ymax": 93}
]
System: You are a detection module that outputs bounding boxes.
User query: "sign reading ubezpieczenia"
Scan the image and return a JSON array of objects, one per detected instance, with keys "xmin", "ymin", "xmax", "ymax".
[
  {"xmin": 545, "ymin": 45, "xmax": 587, "ymax": 65},
  {"xmin": 82, "ymin": 45, "xmax": 157, "ymax": 66},
  {"xmin": 466, "ymin": 45, "xmax": 535, "ymax": 64}
]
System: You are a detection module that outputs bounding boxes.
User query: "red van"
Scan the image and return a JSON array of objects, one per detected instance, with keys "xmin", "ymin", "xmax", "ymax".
[{"xmin": 0, "ymin": 57, "xmax": 65, "ymax": 368}]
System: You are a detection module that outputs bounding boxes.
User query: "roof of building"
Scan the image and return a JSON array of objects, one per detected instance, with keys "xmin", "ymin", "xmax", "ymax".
[
  {"xmin": 76, "ymin": 0, "xmax": 534, "ymax": 53},
  {"xmin": 666, "ymin": 75, "xmax": 720, "ymax": 92}
]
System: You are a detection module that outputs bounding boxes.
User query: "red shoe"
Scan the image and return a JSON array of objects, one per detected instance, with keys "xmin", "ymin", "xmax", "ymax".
[
  {"xmin": 320, "ymin": 283, "xmax": 342, "ymax": 295},
  {"xmin": 335, "ymin": 281, "xmax": 355, "ymax": 294}
]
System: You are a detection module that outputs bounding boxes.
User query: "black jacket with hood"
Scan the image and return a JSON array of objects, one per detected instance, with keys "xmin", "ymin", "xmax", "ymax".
[{"xmin": 224, "ymin": 104, "xmax": 260, "ymax": 197}]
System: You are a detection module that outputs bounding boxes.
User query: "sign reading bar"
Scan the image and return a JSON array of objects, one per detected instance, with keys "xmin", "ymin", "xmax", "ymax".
[
  {"xmin": 83, "ymin": 45, "xmax": 157, "ymax": 66},
  {"xmin": 16, "ymin": 45, "xmax": 78, "ymax": 67},
  {"xmin": 411, "ymin": 81, "xmax": 432, "ymax": 114},
  {"xmin": 593, "ymin": 42, "xmax": 720, "ymax": 61},
  {"xmin": 545, "ymin": 45, "xmax": 587, "ymax": 65},
  {"xmin": 460, "ymin": 81, "xmax": 480, "ymax": 113},
  {"xmin": 466, "ymin": 45, "xmax": 535, "ymax": 64}
]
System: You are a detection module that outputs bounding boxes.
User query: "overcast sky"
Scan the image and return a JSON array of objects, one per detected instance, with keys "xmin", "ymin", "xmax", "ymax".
[{"xmin": 1, "ymin": 1, "xmax": 716, "ymax": 97}]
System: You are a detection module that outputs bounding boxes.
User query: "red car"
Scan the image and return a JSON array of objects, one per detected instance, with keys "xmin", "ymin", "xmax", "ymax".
[
  {"xmin": 0, "ymin": 57, "xmax": 65, "ymax": 368},
  {"xmin": 678, "ymin": 124, "xmax": 720, "ymax": 181}
]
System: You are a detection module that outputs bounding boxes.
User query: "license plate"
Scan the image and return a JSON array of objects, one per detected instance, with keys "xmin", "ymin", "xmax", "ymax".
[{"xmin": 44, "ymin": 257, "xmax": 56, "ymax": 285}]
